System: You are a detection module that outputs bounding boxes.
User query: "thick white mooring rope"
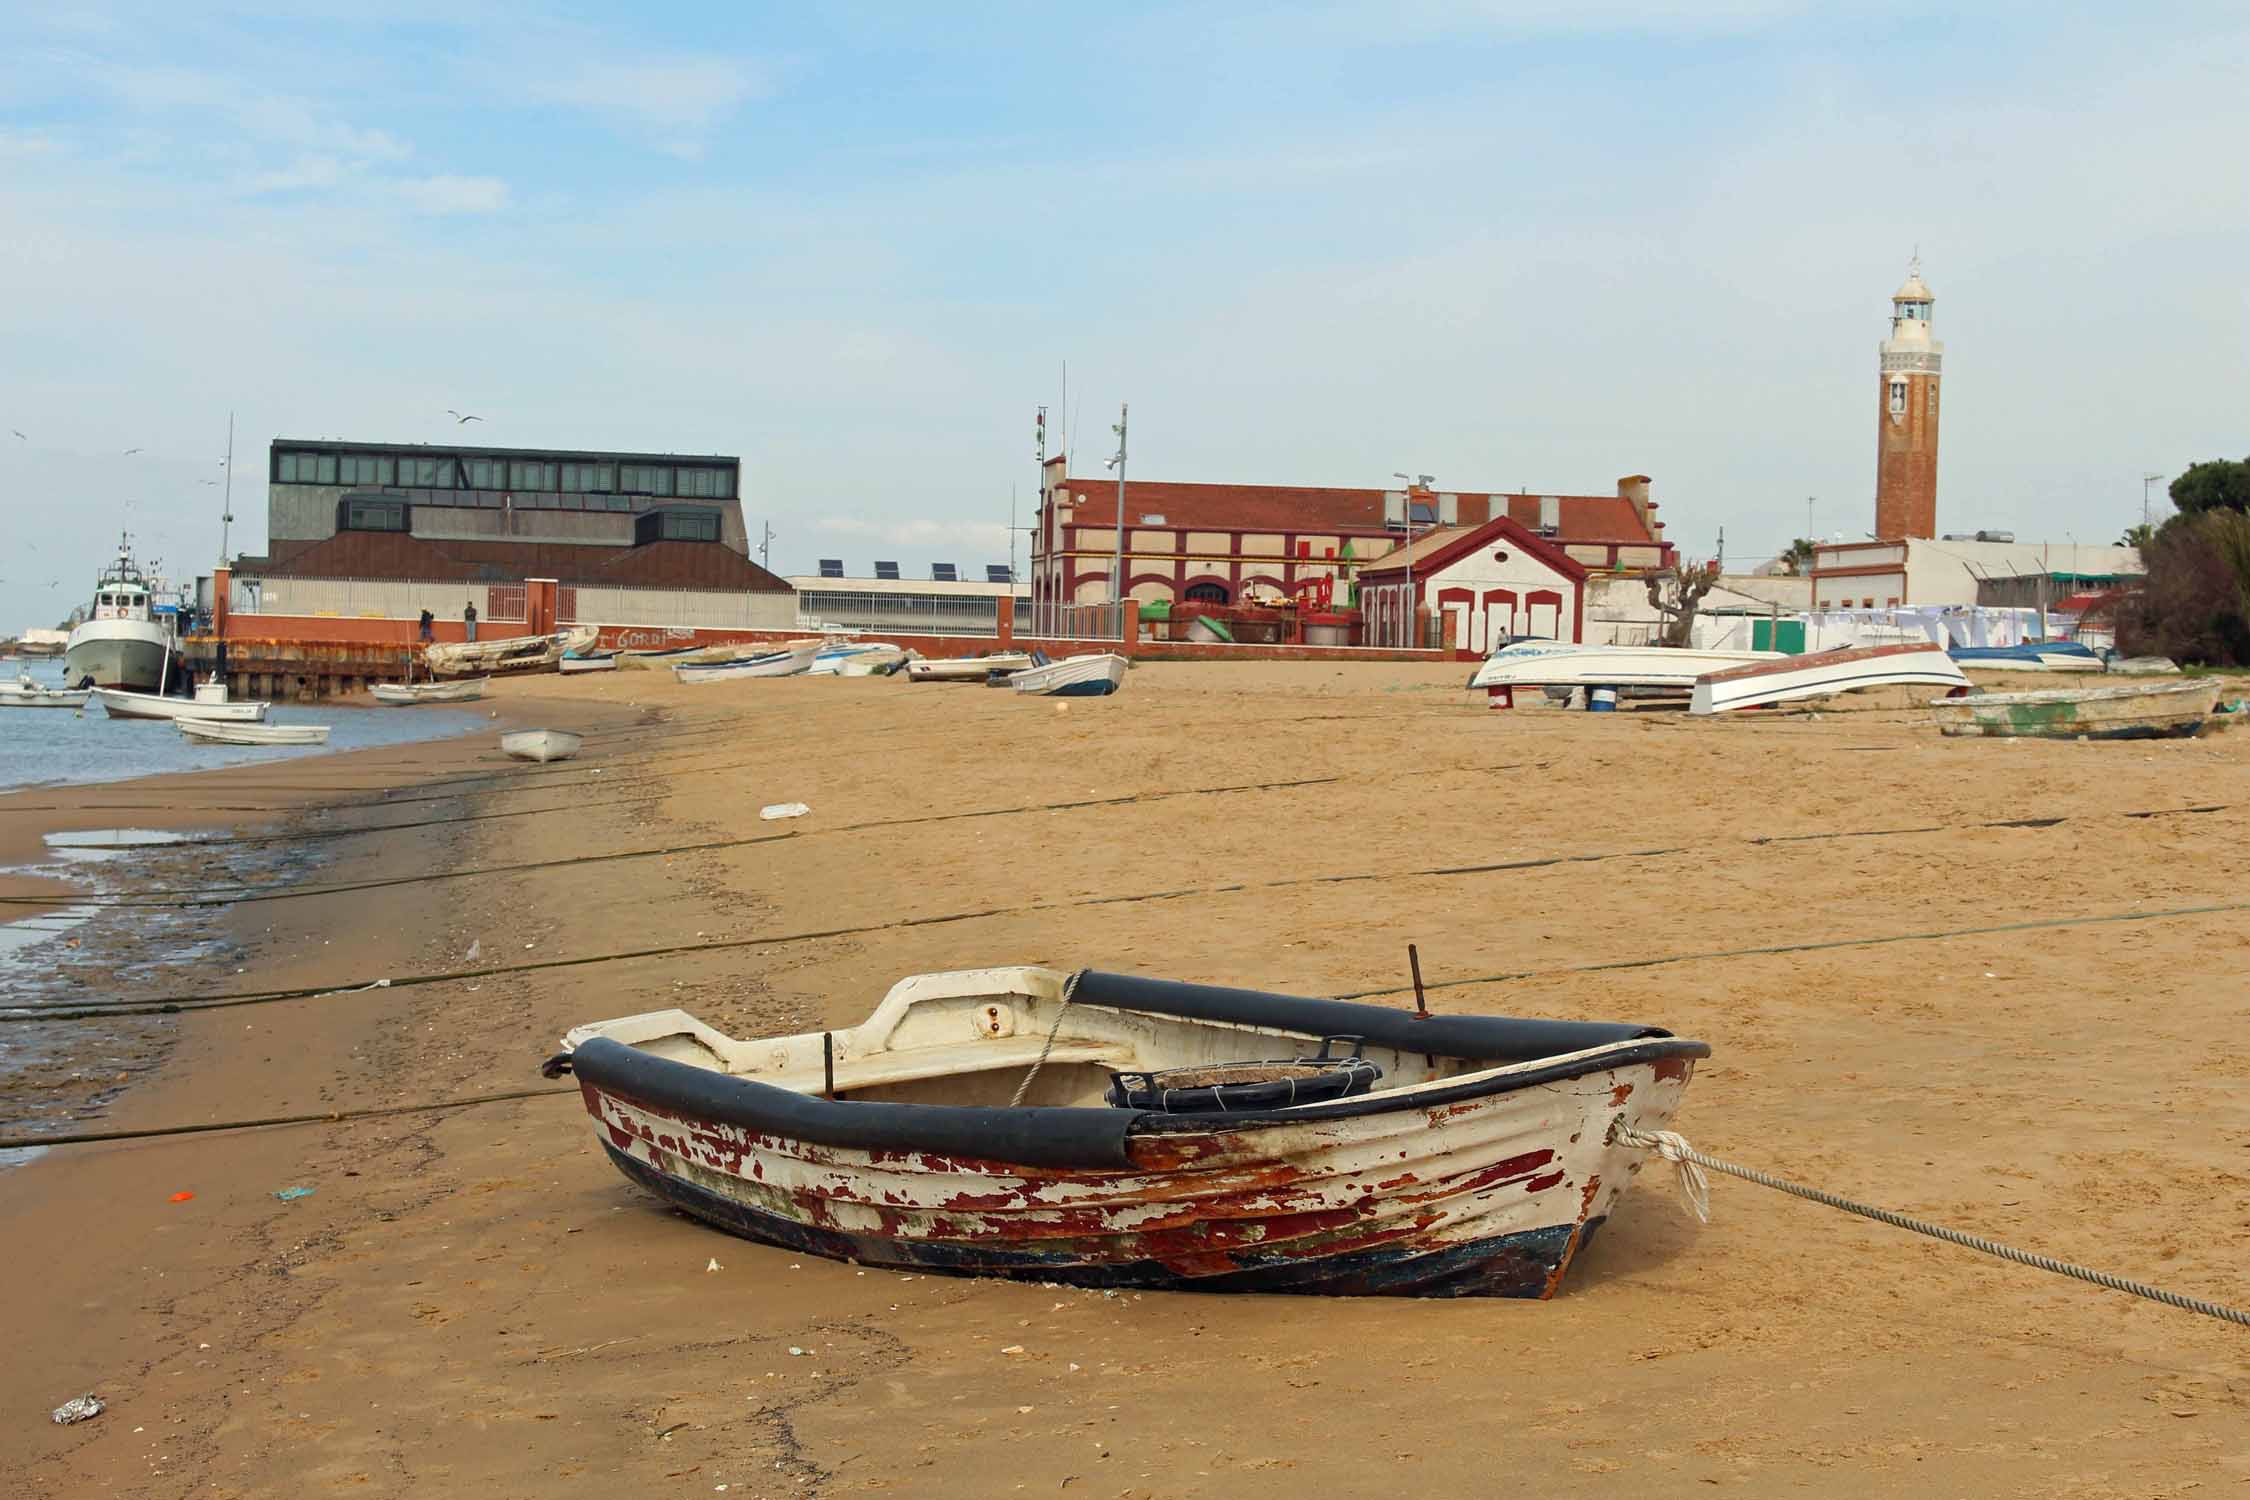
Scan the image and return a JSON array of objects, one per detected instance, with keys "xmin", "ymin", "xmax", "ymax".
[{"xmin": 1610, "ymin": 1122, "xmax": 2250, "ymax": 1328}]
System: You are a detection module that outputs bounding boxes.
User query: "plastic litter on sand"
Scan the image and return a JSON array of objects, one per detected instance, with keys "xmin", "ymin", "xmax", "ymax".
[
  {"xmin": 52, "ymin": 1394, "xmax": 104, "ymax": 1425},
  {"xmin": 759, "ymin": 802, "xmax": 811, "ymax": 821},
  {"xmin": 273, "ymin": 1187, "xmax": 316, "ymax": 1202}
]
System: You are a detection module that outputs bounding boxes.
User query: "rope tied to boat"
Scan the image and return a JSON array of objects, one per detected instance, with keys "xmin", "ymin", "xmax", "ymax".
[
  {"xmin": 1007, "ymin": 969, "xmax": 1083, "ymax": 1108},
  {"xmin": 1609, "ymin": 1120, "xmax": 2250, "ymax": 1328}
]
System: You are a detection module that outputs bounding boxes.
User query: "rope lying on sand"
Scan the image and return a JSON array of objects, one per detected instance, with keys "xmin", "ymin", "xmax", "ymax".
[
  {"xmin": 0, "ymin": 1085, "xmax": 575, "ymax": 1152},
  {"xmin": 1610, "ymin": 1123, "xmax": 2250, "ymax": 1329},
  {"xmin": 9, "ymin": 894, "xmax": 2249, "ymax": 1027}
]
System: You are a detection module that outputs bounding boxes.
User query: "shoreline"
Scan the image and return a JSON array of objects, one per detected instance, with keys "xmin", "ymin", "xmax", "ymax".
[{"xmin": 5, "ymin": 662, "xmax": 2247, "ymax": 1496}]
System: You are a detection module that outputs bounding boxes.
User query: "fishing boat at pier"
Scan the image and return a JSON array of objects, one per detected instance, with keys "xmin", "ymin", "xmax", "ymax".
[
  {"xmin": 1929, "ymin": 680, "xmax": 2220, "ymax": 740},
  {"xmin": 93, "ymin": 683, "xmax": 269, "ymax": 723},
  {"xmin": 63, "ymin": 535, "xmax": 178, "ymax": 692},
  {"xmin": 544, "ymin": 966, "xmax": 1707, "ymax": 1298}
]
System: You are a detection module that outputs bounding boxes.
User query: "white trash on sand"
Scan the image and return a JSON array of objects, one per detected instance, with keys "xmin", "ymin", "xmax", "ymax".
[
  {"xmin": 52, "ymin": 1393, "xmax": 104, "ymax": 1425},
  {"xmin": 759, "ymin": 803, "xmax": 811, "ymax": 821}
]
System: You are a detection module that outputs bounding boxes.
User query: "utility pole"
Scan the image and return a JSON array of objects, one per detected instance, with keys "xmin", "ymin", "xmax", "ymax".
[
  {"xmin": 1106, "ymin": 403, "xmax": 1129, "ymax": 614},
  {"xmin": 1717, "ymin": 524, "xmax": 1725, "ymax": 574},
  {"xmin": 2141, "ymin": 472, "xmax": 2163, "ymax": 530},
  {"xmin": 1033, "ymin": 407, "xmax": 1047, "ymax": 632},
  {"xmin": 1391, "ymin": 472, "xmax": 1434, "ymax": 648},
  {"xmin": 759, "ymin": 522, "xmax": 774, "ymax": 572},
  {"xmin": 220, "ymin": 411, "xmax": 235, "ymax": 564}
]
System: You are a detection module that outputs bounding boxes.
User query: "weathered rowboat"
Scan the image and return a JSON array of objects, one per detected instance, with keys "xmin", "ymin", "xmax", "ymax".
[
  {"xmin": 673, "ymin": 644, "xmax": 818, "ymax": 682},
  {"xmin": 501, "ymin": 728, "xmax": 583, "ymax": 763},
  {"xmin": 544, "ymin": 967, "xmax": 1708, "ymax": 1297},
  {"xmin": 560, "ymin": 651, "xmax": 620, "ymax": 674},
  {"xmin": 905, "ymin": 652, "xmax": 1034, "ymax": 683},
  {"xmin": 1009, "ymin": 652, "xmax": 1128, "ymax": 697},
  {"xmin": 1689, "ymin": 643, "xmax": 1967, "ymax": 715},
  {"xmin": 176, "ymin": 719, "xmax": 331, "ymax": 746},
  {"xmin": 1947, "ymin": 642, "xmax": 2105, "ymax": 673},
  {"xmin": 1469, "ymin": 641, "xmax": 1780, "ymax": 691},
  {"xmin": 372, "ymin": 676, "xmax": 489, "ymax": 705},
  {"xmin": 425, "ymin": 625, "xmax": 596, "ymax": 677},
  {"xmin": 1929, "ymin": 679, "xmax": 2220, "ymax": 740}
]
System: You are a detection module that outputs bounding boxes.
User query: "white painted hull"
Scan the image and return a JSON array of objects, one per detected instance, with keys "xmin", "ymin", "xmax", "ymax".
[
  {"xmin": 501, "ymin": 729, "xmax": 582, "ymax": 763},
  {"xmin": 906, "ymin": 653, "xmax": 1033, "ymax": 682},
  {"xmin": 1690, "ymin": 644, "xmax": 1967, "ymax": 715},
  {"xmin": 63, "ymin": 620, "xmax": 171, "ymax": 693},
  {"xmin": 372, "ymin": 677, "xmax": 488, "ymax": 705},
  {"xmin": 838, "ymin": 650, "xmax": 909, "ymax": 677},
  {"xmin": 0, "ymin": 686, "xmax": 90, "ymax": 708},
  {"xmin": 807, "ymin": 642, "xmax": 902, "ymax": 676},
  {"xmin": 1469, "ymin": 642, "xmax": 1780, "ymax": 690},
  {"xmin": 1010, "ymin": 653, "xmax": 1129, "ymax": 697},
  {"xmin": 560, "ymin": 654, "xmax": 619, "ymax": 674},
  {"xmin": 93, "ymin": 688, "xmax": 270, "ymax": 723},
  {"xmin": 177, "ymin": 719, "xmax": 331, "ymax": 746}
]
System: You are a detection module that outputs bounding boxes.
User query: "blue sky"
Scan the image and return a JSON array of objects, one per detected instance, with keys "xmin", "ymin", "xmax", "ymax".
[{"xmin": 3, "ymin": 2, "xmax": 2247, "ymax": 624}]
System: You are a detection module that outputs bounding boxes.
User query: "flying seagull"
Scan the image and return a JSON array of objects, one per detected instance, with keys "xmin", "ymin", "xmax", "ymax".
[
  {"xmin": 447, "ymin": 410, "xmax": 483, "ymax": 424},
  {"xmin": 123, "ymin": 447, "xmax": 144, "ymax": 455},
  {"xmin": 9, "ymin": 430, "xmax": 23, "ymax": 441}
]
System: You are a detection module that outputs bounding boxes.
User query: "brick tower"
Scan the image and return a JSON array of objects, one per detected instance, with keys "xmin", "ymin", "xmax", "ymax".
[{"xmin": 1874, "ymin": 260, "xmax": 1942, "ymax": 539}]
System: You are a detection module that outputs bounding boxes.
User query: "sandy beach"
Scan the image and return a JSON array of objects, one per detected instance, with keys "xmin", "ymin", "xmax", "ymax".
[{"xmin": 4, "ymin": 662, "xmax": 2247, "ymax": 1497}]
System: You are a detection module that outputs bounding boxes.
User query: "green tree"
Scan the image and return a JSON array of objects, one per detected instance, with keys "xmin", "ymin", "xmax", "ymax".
[
  {"xmin": 1780, "ymin": 538, "xmax": 1817, "ymax": 575},
  {"xmin": 2167, "ymin": 458, "xmax": 2250, "ymax": 516},
  {"xmin": 2117, "ymin": 522, "xmax": 2154, "ymax": 552}
]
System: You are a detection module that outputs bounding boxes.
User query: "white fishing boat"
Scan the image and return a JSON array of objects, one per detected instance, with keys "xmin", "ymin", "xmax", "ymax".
[
  {"xmin": 501, "ymin": 729, "xmax": 583, "ymax": 763},
  {"xmin": 839, "ymin": 648, "xmax": 911, "ymax": 678},
  {"xmin": 371, "ymin": 676, "xmax": 489, "ymax": 705},
  {"xmin": 64, "ymin": 535, "xmax": 178, "ymax": 691},
  {"xmin": 93, "ymin": 684, "xmax": 270, "ymax": 723},
  {"xmin": 673, "ymin": 644, "xmax": 818, "ymax": 683},
  {"xmin": 806, "ymin": 641, "xmax": 902, "ymax": 676},
  {"xmin": 0, "ymin": 672, "xmax": 90, "ymax": 709},
  {"xmin": 176, "ymin": 719, "xmax": 331, "ymax": 746},
  {"xmin": 905, "ymin": 651, "xmax": 1034, "ymax": 683},
  {"xmin": 543, "ymin": 966, "xmax": 1708, "ymax": 1297},
  {"xmin": 1689, "ymin": 644, "xmax": 1967, "ymax": 715},
  {"xmin": 560, "ymin": 651, "xmax": 620, "ymax": 674},
  {"xmin": 1468, "ymin": 641, "xmax": 1781, "ymax": 691},
  {"xmin": 1929, "ymin": 680, "xmax": 2221, "ymax": 740},
  {"xmin": 1009, "ymin": 652, "xmax": 1129, "ymax": 697},
  {"xmin": 426, "ymin": 625, "xmax": 597, "ymax": 677},
  {"xmin": 1948, "ymin": 642, "xmax": 2106, "ymax": 673}
]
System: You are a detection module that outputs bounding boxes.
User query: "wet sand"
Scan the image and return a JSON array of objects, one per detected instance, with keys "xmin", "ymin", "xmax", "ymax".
[{"xmin": 4, "ymin": 661, "xmax": 2247, "ymax": 1496}]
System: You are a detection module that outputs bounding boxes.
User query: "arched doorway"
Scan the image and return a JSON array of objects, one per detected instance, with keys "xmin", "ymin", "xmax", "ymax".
[{"xmin": 1183, "ymin": 580, "xmax": 1230, "ymax": 604}]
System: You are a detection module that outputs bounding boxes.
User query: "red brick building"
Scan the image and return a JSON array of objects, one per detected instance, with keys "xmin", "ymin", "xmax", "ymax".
[{"xmin": 1030, "ymin": 456, "xmax": 1673, "ymax": 611}]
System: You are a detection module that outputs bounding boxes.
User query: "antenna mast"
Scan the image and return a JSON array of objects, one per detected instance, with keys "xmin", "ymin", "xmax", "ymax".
[{"xmin": 220, "ymin": 410, "xmax": 235, "ymax": 564}]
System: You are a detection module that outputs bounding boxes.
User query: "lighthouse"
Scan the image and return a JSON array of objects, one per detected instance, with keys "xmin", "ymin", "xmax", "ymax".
[{"xmin": 1874, "ymin": 260, "xmax": 1942, "ymax": 540}]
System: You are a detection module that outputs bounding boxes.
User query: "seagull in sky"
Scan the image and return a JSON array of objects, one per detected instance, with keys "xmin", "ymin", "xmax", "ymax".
[
  {"xmin": 9, "ymin": 430, "xmax": 23, "ymax": 441},
  {"xmin": 124, "ymin": 446, "xmax": 144, "ymax": 455},
  {"xmin": 447, "ymin": 410, "xmax": 483, "ymax": 424}
]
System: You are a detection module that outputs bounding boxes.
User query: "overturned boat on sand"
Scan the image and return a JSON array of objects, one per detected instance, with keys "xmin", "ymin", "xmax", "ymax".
[
  {"xmin": 425, "ymin": 626, "xmax": 596, "ymax": 678},
  {"xmin": 544, "ymin": 966, "xmax": 1707, "ymax": 1298}
]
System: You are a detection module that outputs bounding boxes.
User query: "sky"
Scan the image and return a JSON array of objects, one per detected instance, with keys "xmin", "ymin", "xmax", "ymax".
[{"xmin": 3, "ymin": 1, "xmax": 2247, "ymax": 628}]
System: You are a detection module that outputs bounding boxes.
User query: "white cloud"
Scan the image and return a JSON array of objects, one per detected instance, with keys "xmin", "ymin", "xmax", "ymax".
[
  {"xmin": 394, "ymin": 174, "xmax": 510, "ymax": 215},
  {"xmin": 514, "ymin": 53, "xmax": 773, "ymax": 147}
]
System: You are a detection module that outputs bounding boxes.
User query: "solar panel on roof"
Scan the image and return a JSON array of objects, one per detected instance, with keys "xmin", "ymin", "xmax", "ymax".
[
  {"xmin": 986, "ymin": 564, "xmax": 1013, "ymax": 583},
  {"xmin": 931, "ymin": 563, "xmax": 958, "ymax": 582},
  {"xmin": 817, "ymin": 558, "xmax": 844, "ymax": 578},
  {"xmin": 874, "ymin": 560, "xmax": 900, "ymax": 580}
]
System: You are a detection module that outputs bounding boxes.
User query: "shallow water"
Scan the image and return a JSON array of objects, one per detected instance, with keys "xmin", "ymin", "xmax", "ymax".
[{"xmin": 0, "ymin": 657, "xmax": 484, "ymax": 792}]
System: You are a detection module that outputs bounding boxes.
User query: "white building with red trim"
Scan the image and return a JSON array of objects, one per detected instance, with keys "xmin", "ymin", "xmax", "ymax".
[
  {"xmin": 1354, "ymin": 516, "xmax": 1588, "ymax": 653},
  {"xmin": 1031, "ymin": 457, "xmax": 1672, "ymax": 613}
]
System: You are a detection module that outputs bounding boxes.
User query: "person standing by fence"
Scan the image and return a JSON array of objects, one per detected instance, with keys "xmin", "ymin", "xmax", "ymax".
[
  {"xmin": 418, "ymin": 608, "xmax": 434, "ymax": 645},
  {"xmin": 464, "ymin": 601, "xmax": 478, "ymax": 643}
]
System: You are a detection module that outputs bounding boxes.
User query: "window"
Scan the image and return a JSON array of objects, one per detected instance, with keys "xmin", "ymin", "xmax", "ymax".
[
  {"xmin": 468, "ymin": 458, "xmax": 499, "ymax": 489},
  {"xmin": 341, "ymin": 497, "xmax": 408, "ymax": 532},
  {"xmin": 337, "ymin": 455, "xmax": 394, "ymax": 485},
  {"xmin": 1184, "ymin": 581, "xmax": 1229, "ymax": 604},
  {"xmin": 1927, "ymin": 384, "xmax": 1937, "ymax": 417},
  {"xmin": 634, "ymin": 508, "xmax": 720, "ymax": 544},
  {"xmin": 619, "ymin": 465, "xmax": 675, "ymax": 496},
  {"xmin": 509, "ymin": 461, "xmax": 557, "ymax": 490},
  {"xmin": 1889, "ymin": 379, "xmax": 1907, "ymax": 416},
  {"xmin": 277, "ymin": 451, "xmax": 327, "ymax": 483}
]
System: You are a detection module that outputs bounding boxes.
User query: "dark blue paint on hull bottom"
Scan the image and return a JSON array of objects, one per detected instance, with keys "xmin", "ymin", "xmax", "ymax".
[
  {"xmin": 1029, "ymin": 679, "xmax": 1119, "ymax": 697},
  {"xmin": 602, "ymin": 1142, "xmax": 1603, "ymax": 1298}
]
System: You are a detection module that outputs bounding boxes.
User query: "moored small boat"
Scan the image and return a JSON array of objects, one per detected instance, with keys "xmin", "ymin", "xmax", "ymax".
[
  {"xmin": 0, "ymin": 673, "xmax": 89, "ymax": 709},
  {"xmin": 500, "ymin": 729, "xmax": 583, "ymax": 763},
  {"xmin": 372, "ymin": 676, "xmax": 489, "ymax": 705},
  {"xmin": 905, "ymin": 651, "xmax": 1034, "ymax": 683},
  {"xmin": 1689, "ymin": 644, "xmax": 1967, "ymax": 715},
  {"xmin": 93, "ymin": 685, "xmax": 270, "ymax": 723},
  {"xmin": 1929, "ymin": 679, "xmax": 2221, "ymax": 740},
  {"xmin": 1009, "ymin": 652, "xmax": 1129, "ymax": 697},
  {"xmin": 1469, "ymin": 641, "xmax": 1780, "ymax": 691},
  {"xmin": 544, "ymin": 966, "xmax": 1708, "ymax": 1298},
  {"xmin": 176, "ymin": 719, "xmax": 331, "ymax": 746},
  {"xmin": 560, "ymin": 651, "xmax": 620, "ymax": 674}
]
